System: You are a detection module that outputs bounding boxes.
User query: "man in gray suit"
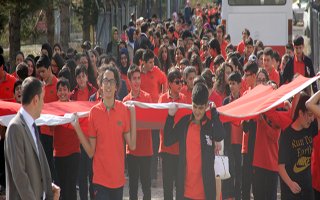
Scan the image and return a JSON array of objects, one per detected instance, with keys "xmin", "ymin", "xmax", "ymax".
[{"xmin": 4, "ymin": 77, "xmax": 60, "ymax": 200}]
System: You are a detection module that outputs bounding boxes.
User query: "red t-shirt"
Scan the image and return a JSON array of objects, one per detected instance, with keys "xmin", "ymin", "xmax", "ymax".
[
  {"xmin": 53, "ymin": 124, "xmax": 80, "ymax": 157},
  {"xmin": 180, "ymin": 85, "xmax": 192, "ymax": 104},
  {"xmin": 231, "ymin": 123, "xmax": 243, "ymax": 145},
  {"xmin": 293, "ymin": 55, "xmax": 305, "ymax": 76},
  {"xmin": 44, "ymin": 76, "xmax": 58, "ymax": 103},
  {"xmin": 0, "ymin": 73, "xmax": 16, "ymax": 102},
  {"xmin": 268, "ymin": 67, "xmax": 280, "ymax": 87},
  {"xmin": 253, "ymin": 116, "xmax": 281, "ymax": 172},
  {"xmin": 221, "ymin": 40, "xmax": 228, "ymax": 59},
  {"xmin": 209, "ymin": 90, "xmax": 225, "ymax": 108},
  {"xmin": 312, "ymin": 132, "xmax": 320, "ymax": 191},
  {"xmin": 88, "ymin": 100, "xmax": 130, "ymax": 188},
  {"xmin": 237, "ymin": 41, "xmax": 245, "ymax": 55},
  {"xmin": 123, "ymin": 90, "xmax": 153, "ymax": 156},
  {"xmin": 140, "ymin": 66, "xmax": 167, "ymax": 103},
  {"xmin": 184, "ymin": 122, "xmax": 205, "ymax": 200},
  {"xmin": 158, "ymin": 92, "xmax": 186, "ymax": 155}
]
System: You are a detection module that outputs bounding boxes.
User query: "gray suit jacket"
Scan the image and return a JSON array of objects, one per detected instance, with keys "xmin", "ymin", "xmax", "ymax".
[{"xmin": 4, "ymin": 112, "xmax": 53, "ymax": 200}]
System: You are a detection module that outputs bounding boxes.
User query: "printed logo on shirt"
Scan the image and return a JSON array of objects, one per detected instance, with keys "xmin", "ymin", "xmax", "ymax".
[
  {"xmin": 150, "ymin": 75, "xmax": 154, "ymax": 79},
  {"xmin": 205, "ymin": 135, "xmax": 212, "ymax": 146},
  {"xmin": 117, "ymin": 121, "xmax": 123, "ymax": 126},
  {"xmin": 293, "ymin": 156, "xmax": 311, "ymax": 173},
  {"xmin": 50, "ymin": 90, "xmax": 54, "ymax": 94}
]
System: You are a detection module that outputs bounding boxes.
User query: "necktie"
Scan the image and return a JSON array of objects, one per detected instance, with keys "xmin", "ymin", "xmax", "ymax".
[{"xmin": 32, "ymin": 122, "xmax": 40, "ymax": 150}]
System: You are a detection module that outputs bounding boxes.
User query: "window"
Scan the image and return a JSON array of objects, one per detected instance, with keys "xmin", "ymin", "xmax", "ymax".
[{"xmin": 228, "ymin": 0, "xmax": 286, "ymax": 6}]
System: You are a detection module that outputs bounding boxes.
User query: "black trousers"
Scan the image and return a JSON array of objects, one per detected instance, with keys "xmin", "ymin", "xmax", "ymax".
[
  {"xmin": 127, "ymin": 155, "xmax": 152, "ymax": 200},
  {"xmin": 242, "ymin": 153, "xmax": 254, "ymax": 200},
  {"xmin": 253, "ymin": 167, "xmax": 278, "ymax": 200},
  {"xmin": 314, "ymin": 188, "xmax": 320, "ymax": 200},
  {"xmin": 40, "ymin": 134, "xmax": 56, "ymax": 182},
  {"xmin": 54, "ymin": 153, "xmax": 80, "ymax": 200},
  {"xmin": 151, "ymin": 129, "xmax": 159, "ymax": 179},
  {"xmin": 94, "ymin": 184, "xmax": 123, "ymax": 200},
  {"xmin": 232, "ymin": 144, "xmax": 242, "ymax": 200},
  {"xmin": 161, "ymin": 153, "xmax": 179, "ymax": 200},
  {"xmin": 78, "ymin": 145, "xmax": 94, "ymax": 200}
]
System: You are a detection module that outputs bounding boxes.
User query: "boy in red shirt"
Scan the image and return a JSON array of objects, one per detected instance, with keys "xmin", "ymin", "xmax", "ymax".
[
  {"xmin": 181, "ymin": 66, "xmax": 197, "ymax": 104},
  {"xmin": 71, "ymin": 65, "xmax": 136, "ymax": 200},
  {"xmin": 53, "ymin": 78, "xmax": 80, "ymax": 200},
  {"xmin": 222, "ymin": 72, "xmax": 242, "ymax": 200},
  {"xmin": 164, "ymin": 82, "xmax": 225, "ymax": 200},
  {"xmin": 158, "ymin": 68, "xmax": 186, "ymax": 200},
  {"xmin": 123, "ymin": 64, "xmax": 153, "ymax": 200},
  {"xmin": 0, "ymin": 55, "xmax": 16, "ymax": 102},
  {"xmin": 237, "ymin": 29, "xmax": 250, "ymax": 55},
  {"xmin": 71, "ymin": 65, "xmax": 97, "ymax": 101},
  {"xmin": 263, "ymin": 47, "xmax": 280, "ymax": 87}
]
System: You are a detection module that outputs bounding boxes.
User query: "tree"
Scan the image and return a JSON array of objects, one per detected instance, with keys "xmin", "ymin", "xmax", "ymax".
[
  {"xmin": 46, "ymin": 0, "xmax": 55, "ymax": 45},
  {"xmin": 59, "ymin": 0, "xmax": 71, "ymax": 51}
]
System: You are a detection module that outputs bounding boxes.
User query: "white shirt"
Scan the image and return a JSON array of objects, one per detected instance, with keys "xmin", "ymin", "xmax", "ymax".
[{"xmin": 20, "ymin": 107, "xmax": 39, "ymax": 154}]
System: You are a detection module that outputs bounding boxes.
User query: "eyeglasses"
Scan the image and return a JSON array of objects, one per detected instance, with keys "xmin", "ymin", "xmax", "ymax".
[
  {"xmin": 102, "ymin": 78, "xmax": 116, "ymax": 86},
  {"xmin": 173, "ymin": 79, "xmax": 183, "ymax": 85}
]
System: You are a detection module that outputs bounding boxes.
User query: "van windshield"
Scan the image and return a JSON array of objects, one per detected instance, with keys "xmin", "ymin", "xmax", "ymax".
[{"xmin": 228, "ymin": 0, "xmax": 286, "ymax": 6}]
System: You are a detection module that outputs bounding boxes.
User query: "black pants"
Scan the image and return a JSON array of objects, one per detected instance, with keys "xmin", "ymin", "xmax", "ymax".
[
  {"xmin": 79, "ymin": 145, "xmax": 94, "ymax": 200},
  {"xmin": 94, "ymin": 184, "xmax": 123, "ymax": 200},
  {"xmin": 314, "ymin": 188, "xmax": 320, "ymax": 200},
  {"xmin": 232, "ymin": 144, "xmax": 242, "ymax": 200},
  {"xmin": 54, "ymin": 153, "xmax": 80, "ymax": 200},
  {"xmin": 127, "ymin": 155, "xmax": 152, "ymax": 200},
  {"xmin": 161, "ymin": 153, "xmax": 179, "ymax": 200},
  {"xmin": 242, "ymin": 153, "xmax": 254, "ymax": 200},
  {"xmin": 253, "ymin": 167, "xmax": 278, "ymax": 200},
  {"xmin": 40, "ymin": 134, "xmax": 56, "ymax": 182},
  {"xmin": 151, "ymin": 129, "xmax": 159, "ymax": 179},
  {"xmin": 0, "ymin": 138, "xmax": 5, "ymax": 188}
]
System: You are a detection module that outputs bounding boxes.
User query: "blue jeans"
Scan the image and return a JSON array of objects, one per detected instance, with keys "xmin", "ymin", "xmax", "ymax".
[{"xmin": 94, "ymin": 184, "xmax": 123, "ymax": 200}]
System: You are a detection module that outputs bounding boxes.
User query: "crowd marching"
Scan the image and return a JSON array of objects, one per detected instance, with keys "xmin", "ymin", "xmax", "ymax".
[{"xmin": 0, "ymin": 1, "xmax": 320, "ymax": 200}]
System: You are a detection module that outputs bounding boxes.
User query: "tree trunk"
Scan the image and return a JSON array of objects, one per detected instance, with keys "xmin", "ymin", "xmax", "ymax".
[
  {"xmin": 9, "ymin": 6, "xmax": 21, "ymax": 73},
  {"xmin": 60, "ymin": 0, "xmax": 71, "ymax": 51},
  {"xmin": 46, "ymin": 0, "xmax": 55, "ymax": 45},
  {"xmin": 82, "ymin": 0, "xmax": 91, "ymax": 42}
]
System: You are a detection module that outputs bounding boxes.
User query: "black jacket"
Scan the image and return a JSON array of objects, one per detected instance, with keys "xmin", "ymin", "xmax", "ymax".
[
  {"xmin": 281, "ymin": 55, "xmax": 317, "ymax": 92},
  {"xmin": 164, "ymin": 108, "xmax": 225, "ymax": 200},
  {"xmin": 134, "ymin": 33, "xmax": 154, "ymax": 53}
]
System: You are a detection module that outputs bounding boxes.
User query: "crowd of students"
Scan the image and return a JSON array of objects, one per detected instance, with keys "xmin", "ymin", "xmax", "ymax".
[{"xmin": 0, "ymin": 1, "xmax": 320, "ymax": 200}]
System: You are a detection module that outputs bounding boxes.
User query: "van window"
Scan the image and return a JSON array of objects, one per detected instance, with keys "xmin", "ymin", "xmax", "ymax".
[{"xmin": 228, "ymin": 0, "xmax": 286, "ymax": 6}]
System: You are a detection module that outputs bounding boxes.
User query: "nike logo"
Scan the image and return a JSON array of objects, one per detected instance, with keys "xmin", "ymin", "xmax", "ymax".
[{"xmin": 293, "ymin": 156, "xmax": 310, "ymax": 173}]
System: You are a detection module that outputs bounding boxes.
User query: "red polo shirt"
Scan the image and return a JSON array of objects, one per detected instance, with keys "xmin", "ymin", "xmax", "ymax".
[
  {"xmin": 180, "ymin": 85, "xmax": 192, "ymax": 104},
  {"xmin": 268, "ymin": 67, "xmax": 280, "ymax": 87},
  {"xmin": 237, "ymin": 41, "xmax": 245, "ymax": 55},
  {"xmin": 88, "ymin": 100, "xmax": 130, "ymax": 188},
  {"xmin": 158, "ymin": 92, "xmax": 186, "ymax": 155},
  {"xmin": 53, "ymin": 123, "xmax": 80, "ymax": 157},
  {"xmin": 123, "ymin": 90, "xmax": 153, "ymax": 156},
  {"xmin": 140, "ymin": 66, "xmax": 167, "ymax": 103},
  {"xmin": 293, "ymin": 55, "xmax": 305, "ymax": 76},
  {"xmin": 44, "ymin": 75, "xmax": 58, "ymax": 103},
  {"xmin": 0, "ymin": 73, "xmax": 16, "ymax": 102},
  {"xmin": 184, "ymin": 121, "xmax": 205, "ymax": 200}
]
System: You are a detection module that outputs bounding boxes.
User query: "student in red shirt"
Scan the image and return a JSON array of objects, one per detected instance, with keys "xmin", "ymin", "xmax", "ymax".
[
  {"xmin": 0, "ymin": 55, "xmax": 16, "ymax": 101},
  {"xmin": 237, "ymin": 29, "xmax": 250, "ymax": 55},
  {"xmin": 181, "ymin": 66, "xmax": 197, "ymax": 104},
  {"xmin": 216, "ymin": 24, "xmax": 228, "ymax": 59},
  {"xmin": 239, "ymin": 37, "xmax": 254, "ymax": 67},
  {"xmin": 222, "ymin": 72, "xmax": 242, "ymax": 200},
  {"xmin": 71, "ymin": 65, "xmax": 136, "ymax": 200},
  {"xmin": 53, "ymin": 78, "xmax": 80, "ymax": 200},
  {"xmin": 123, "ymin": 64, "xmax": 153, "ymax": 200},
  {"xmin": 36, "ymin": 54, "xmax": 59, "ymax": 182},
  {"xmin": 263, "ymin": 47, "xmax": 280, "ymax": 87},
  {"xmin": 158, "ymin": 68, "xmax": 186, "ymax": 200},
  {"xmin": 164, "ymin": 82, "xmax": 225, "ymax": 200},
  {"xmin": 205, "ymin": 38, "xmax": 221, "ymax": 70},
  {"xmin": 70, "ymin": 65, "xmax": 97, "ymax": 101}
]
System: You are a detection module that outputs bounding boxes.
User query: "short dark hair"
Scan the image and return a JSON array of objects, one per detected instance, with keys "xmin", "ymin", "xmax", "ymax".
[
  {"xmin": 36, "ymin": 55, "xmax": 51, "ymax": 69},
  {"xmin": 263, "ymin": 47, "xmax": 273, "ymax": 57},
  {"xmin": 141, "ymin": 22, "xmax": 149, "ymax": 33},
  {"xmin": 213, "ymin": 55, "xmax": 225, "ymax": 66},
  {"xmin": 242, "ymin": 28, "xmax": 250, "ymax": 36},
  {"xmin": 201, "ymin": 68, "xmax": 214, "ymax": 89},
  {"xmin": 13, "ymin": 80, "xmax": 23, "ymax": 93},
  {"xmin": 16, "ymin": 62, "xmax": 29, "ymax": 80},
  {"xmin": 208, "ymin": 38, "xmax": 221, "ymax": 54},
  {"xmin": 293, "ymin": 92, "xmax": 310, "ymax": 121},
  {"xmin": 285, "ymin": 42, "xmax": 294, "ymax": 50},
  {"xmin": 245, "ymin": 37, "xmax": 254, "ymax": 46},
  {"xmin": 58, "ymin": 67, "xmax": 71, "ymax": 81},
  {"xmin": 272, "ymin": 50, "xmax": 281, "ymax": 63},
  {"xmin": 75, "ymin": 65, "xmax": 88, "ymax": 77},
  {"xmin": 127, "ymin": 64, "xmax": 140, "ymax": 80},
  {"xmin": 21, "ymin": 77, "xmax": 43, "ymax": 105},
  {"xmin": 244, "ymin": 62, "xmax": 258, "ymax": 74},
  {"xmin": 167, "ymin": 68, "xmax": 182, "ymax": 82},
  {"xmin": 192, "ymin": 82, "xmax": 209, "ymax": 105},
  {"xmin": 293, "ymin": 36, "xmax": 304, "ymax": 46},
  {"xmin": 56, "ymin": 77, "xmax": 70, "ymax": 91},
  {"xmin": 228, "ymin": 72, "xmax": 242, "ymax": 83},
  {"xmin": 142, "ymin": 49, "xmax": 154, "ymax": 62},
  {"xmin": 183, "ymin": 66, "xmax": 196, "ymax": 79}
]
